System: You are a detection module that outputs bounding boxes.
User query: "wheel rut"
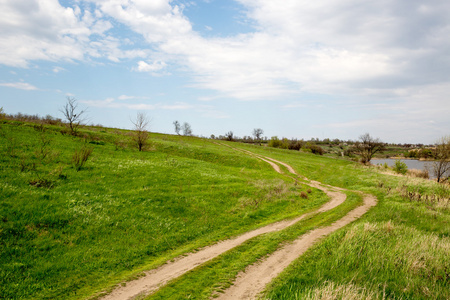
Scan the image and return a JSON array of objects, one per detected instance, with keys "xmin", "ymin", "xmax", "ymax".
[{"xmin": 97, "ymin": 146, "xmax": 376, "ymax": 300}]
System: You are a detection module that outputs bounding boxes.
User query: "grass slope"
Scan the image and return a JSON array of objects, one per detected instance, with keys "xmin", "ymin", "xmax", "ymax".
[
  {"xmin": 228, "ymin": 144, "xmax": 450, "ymax": 299},
  {"xmin": 1, "ymin": 121, "xmax": 449, "ymax": 299},
  {"xmin": 0, "ymin": 122, "xmax": 325, "ymax": 299}
]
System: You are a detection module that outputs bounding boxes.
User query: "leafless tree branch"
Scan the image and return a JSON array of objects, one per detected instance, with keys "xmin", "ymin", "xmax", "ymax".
[{"xmin": 59, "ymin": 97, "xmax": 87, "ymax": 134}]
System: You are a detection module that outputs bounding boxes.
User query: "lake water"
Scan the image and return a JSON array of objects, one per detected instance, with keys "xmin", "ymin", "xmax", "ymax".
[
  {"xmin": 371, "ymin": 158, "xmax": 440, "ymax": 179},
  {"xmin": 371, "ymin": 158, "xmax": 432, "ymax": 171}
]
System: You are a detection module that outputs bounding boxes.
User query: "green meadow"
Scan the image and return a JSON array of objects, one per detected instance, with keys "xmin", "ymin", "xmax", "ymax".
[
  {"xmin": 0, "ymin": 121, "xmax": 325, "ymax": 299},
  {"xmin": 1, "ymin": 120, "xmax": 449, "ymax": 299}
]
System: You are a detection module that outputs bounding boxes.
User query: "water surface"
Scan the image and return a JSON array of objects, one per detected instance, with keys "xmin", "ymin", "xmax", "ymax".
[{"xmin": 371, "ymin": 158, "xmax": 441, "ymax": 179}]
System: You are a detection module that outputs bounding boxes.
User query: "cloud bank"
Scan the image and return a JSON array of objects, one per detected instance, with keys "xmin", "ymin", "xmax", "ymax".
[{"xmin": 1, "ymin": 0, "xmax": 449, "ymax": 142}]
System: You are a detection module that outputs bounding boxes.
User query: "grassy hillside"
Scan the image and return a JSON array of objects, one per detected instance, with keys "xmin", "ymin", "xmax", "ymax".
[
  {"xmin": 0, "ymin": 121, "xmax": 326, "ymax": 299},
  {"xmin": 1, "ymin": 120, "xmax": 449, "ymax": 299}
]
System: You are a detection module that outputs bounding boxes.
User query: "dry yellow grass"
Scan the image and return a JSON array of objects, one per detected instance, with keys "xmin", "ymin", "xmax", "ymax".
[{"xmin": 304, "ymin": 281, "xmax": 384, "ymax": 300}]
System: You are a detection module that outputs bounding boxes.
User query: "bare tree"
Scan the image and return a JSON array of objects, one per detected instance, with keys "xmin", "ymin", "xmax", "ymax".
[
  {"xmin": 131, "ymin": 112, "xmax": 150, "ymax": 151},
  {"xmin": 353, "ymin": 133, "xmax": 385, "ymax": 164},
  {"xmin": 173, "ymin": 120, "xmax": 181, "ymax": 135},
  {"xmin": 253, "ymin": 128, "xmax": 264, "ymax": 145},
  {"xmin": 431, "ymin": 136, "xmax": 450, "ymax": 183},
  {"xmin": 60, "ymin": 97, "xmax": 87, "ymax": 134},
  {"xmin": 182, "ymin": 122, "xmax": 192, "ymax": 136},
  {"xmin": 225, "ymin": 131, "xmax": 234, "ymax": 141}
]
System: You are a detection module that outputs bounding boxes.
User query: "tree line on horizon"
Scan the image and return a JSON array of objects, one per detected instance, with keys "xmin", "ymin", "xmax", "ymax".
[{"xmin": 1, "ymin": 98, "xmax": 449, "ymax": 183}]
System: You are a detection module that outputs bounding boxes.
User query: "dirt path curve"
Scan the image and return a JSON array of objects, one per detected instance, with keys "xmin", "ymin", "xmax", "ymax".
[
  {"xmin": 99, "ymin": 214, "xmax": 317, "ymax": 300},
  {"xmin": 98, "ymin": 147, "xmax": 350, "ymax": 300},
  {"xmin": 215, "ymin": 151, "xmax": 377, "ymax": 300},
  {"xmin": 216, "ymin": 195, "xmax": 377, "ymax": 300}
]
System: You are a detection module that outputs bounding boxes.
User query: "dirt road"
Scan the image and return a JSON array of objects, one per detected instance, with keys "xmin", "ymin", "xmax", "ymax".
[
  {"xmin": 215, "ymin": 194, "xmax": 377, "ymax": 299},
  {"xmin": 98, "ymin": 147, "xmax": 376, "ymax": 300},
  {"xmin": 215, "ymin": 149, "xmax": 377, "ymax": 299}
]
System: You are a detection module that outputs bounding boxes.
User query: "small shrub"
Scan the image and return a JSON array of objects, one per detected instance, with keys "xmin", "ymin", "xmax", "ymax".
[
  {"xmin": 268, "ymin": 136, "xmax": 282, "ymax": 148},
  {"xmin": 72, "ymin": 146, "xmax": 93, "ymax": 171},
  {"xmin": 36, "ymin": 132, "xmax": 52, "ymax": 160},
  {"xmin": 89, "ymin": 140, "xmax": 105, "ymax": 145},
  {"xmin": 393, "ymin": 160, "xmax": 408, "ymax": 175},
  {"xmin": 50, "ymin": 165, "xmax": 67, "ymax": 180},
  {"xmin": 60, "ymin": 128, "xmax": 70, "ymax": 135},
  {"xmin": 29, "ymin": 178, "xmax": 54, "ymax": 188},
  {"xmin": 300, "ymin": 191, "xmax": 308, "ymax": 199},
  {"xmin": 343, "ymin": 149, "xmax": 353, "ymax": 157},
  {"xmin": 113, "ymin": 139, "xmax": 127, "ymax": 151},
  {"xmin": 305, "ymin": 143, "xmax": 325, "ymax": 155},
  {"xmin": 33, "ymin": 124, "xmax": 46, "ymax": 132},
  {"xmin": 280, "ymin": 138, "xmax": 290, "ymax": 149},
  {"xmin": 307, "ymin": 189, "xmax": 312, "ymax": 194},
  {"xmin": 289, "ymin": 139, "xmax": 303, "ymax": 151},
  {"xmin": 19, "ymin": 156, "xmax": 36, "ymax": 172},
  {"xmin": 43, "ymin": 114, "xmax": 62, "ymax": 125}
]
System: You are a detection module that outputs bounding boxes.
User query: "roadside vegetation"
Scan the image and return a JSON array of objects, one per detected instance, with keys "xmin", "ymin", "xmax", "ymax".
[{"xmin": 1, "ymin": 108, "xmax": 449, "ymax": 299}]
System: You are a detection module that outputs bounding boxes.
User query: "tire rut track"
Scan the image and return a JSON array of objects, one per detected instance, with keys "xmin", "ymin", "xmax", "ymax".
[
  {"xmin": 215, "ymin": 147, "xmax": 377, "ymax": 300},
  {"xmin": 97, "ymin": 146, "xmax": 371, "ymax": 300}
]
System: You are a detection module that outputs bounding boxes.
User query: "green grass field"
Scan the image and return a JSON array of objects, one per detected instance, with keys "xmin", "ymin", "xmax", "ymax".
[{"xmin": 1, "ymin": 121, "xmax": 449, "ymax": 299}]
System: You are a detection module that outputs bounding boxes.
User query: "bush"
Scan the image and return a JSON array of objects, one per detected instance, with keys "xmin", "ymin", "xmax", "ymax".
[
  {"xmin": 418, "ymin": 148, "xmax": 433, "ymax": 159},
  {"xmin": 72, "ymin": 146, "xmax": 93, "ymax": 171},
  {"xmin": 268, "ymin": 136, "xmax": 289, "ymax": 149},
  {"xmin": 404, "ymin": 150, "xmax": 417, "ymax": 158},
  {"xmin": 29, "ymin": 178, "xmax": 54, "ymax": 188},
  {"xmin": 280, "ymin": 138, "xmax": 290, "ymax": 149},
  {"xmin": 289, "ymin": 139, "xmax": 303, "ymax": 151},
  {"xmin": 268, "ymin": 136, "xmax": 282, "ymax": 148},
  {"xmin": 305, "ymin": 142, "xmax": 325, "ymax": 155},
  {"xmin": 43, "ymin": 115, "xmax": 63, "ymax": 126},
  {"xmin": 393, "ymin": 160, "xmax": 408, "ymax": 175},
  {"xmin": 60, "ymin": 128, "xmax": 70, "ymax": 135}
]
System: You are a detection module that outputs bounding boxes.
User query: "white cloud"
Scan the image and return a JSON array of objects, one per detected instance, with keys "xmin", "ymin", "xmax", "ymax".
[
  {"xmin": 0, "ymin": 0, "xmax": 89, "ymax": 67},
  {"xmin": 281, "ymin": 102, "xmax": 308, "ymax": 109},
  {"xmin": 53, "ymin": 66, "xmax": 65, "ymax": 73},
  {"xmin": 118, "ymin": 95, "xmax": 136, "ymax": 100},
  {"xmin": 106, "ymin": 0, "xmax": 448, "ymax": 102},
  {"xmin": 2, "ymin": 0, "xmax": 450, "ymax": 113},
  {"xmin": 0, "ymin": 0, "xmax": 147, "ymax": 67},
  {"xmin": 81, "ymin": 97, "xmax": 192, "ymax": 111},
  {"xmin": 81, "ymin": 98, "xmax": 154, "ymax": 109},
  {"xmin": 0, "ymin": 82, "xmax": 38, "ymax": 90},
  {"xmin": 135, "ymin": 60, "xmax": 167, "ymax": 73},
  {"xmin": 88, "ymin": 0, "xmax": 192, "ymax": 43},
  {"xmin": 316, "ymin": 81, "xmax": 450, "ymax": 143},
  {"xmin": 159, "ymin": 102, "xmax": 193, "ymax": 110},
  {"xmin": 118, "ymin": 95, "xmax": 150, "ymax": 100}
]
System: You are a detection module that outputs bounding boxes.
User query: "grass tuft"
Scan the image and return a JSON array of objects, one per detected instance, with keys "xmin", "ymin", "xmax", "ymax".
[{"xmin": 72, "ymin": 145, "xmax": 93, "ymax": 171}]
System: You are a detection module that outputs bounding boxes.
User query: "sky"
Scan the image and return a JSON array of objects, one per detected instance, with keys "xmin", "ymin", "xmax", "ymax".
[{"xmin": 1, "ymin": 0, "xmax": 449, "ymax": 144}]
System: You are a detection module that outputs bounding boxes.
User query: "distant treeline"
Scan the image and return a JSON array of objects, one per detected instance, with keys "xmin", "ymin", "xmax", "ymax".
[{"xmin": 0, "ymin": 109, "xmax": 435, "ymax": 159}]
